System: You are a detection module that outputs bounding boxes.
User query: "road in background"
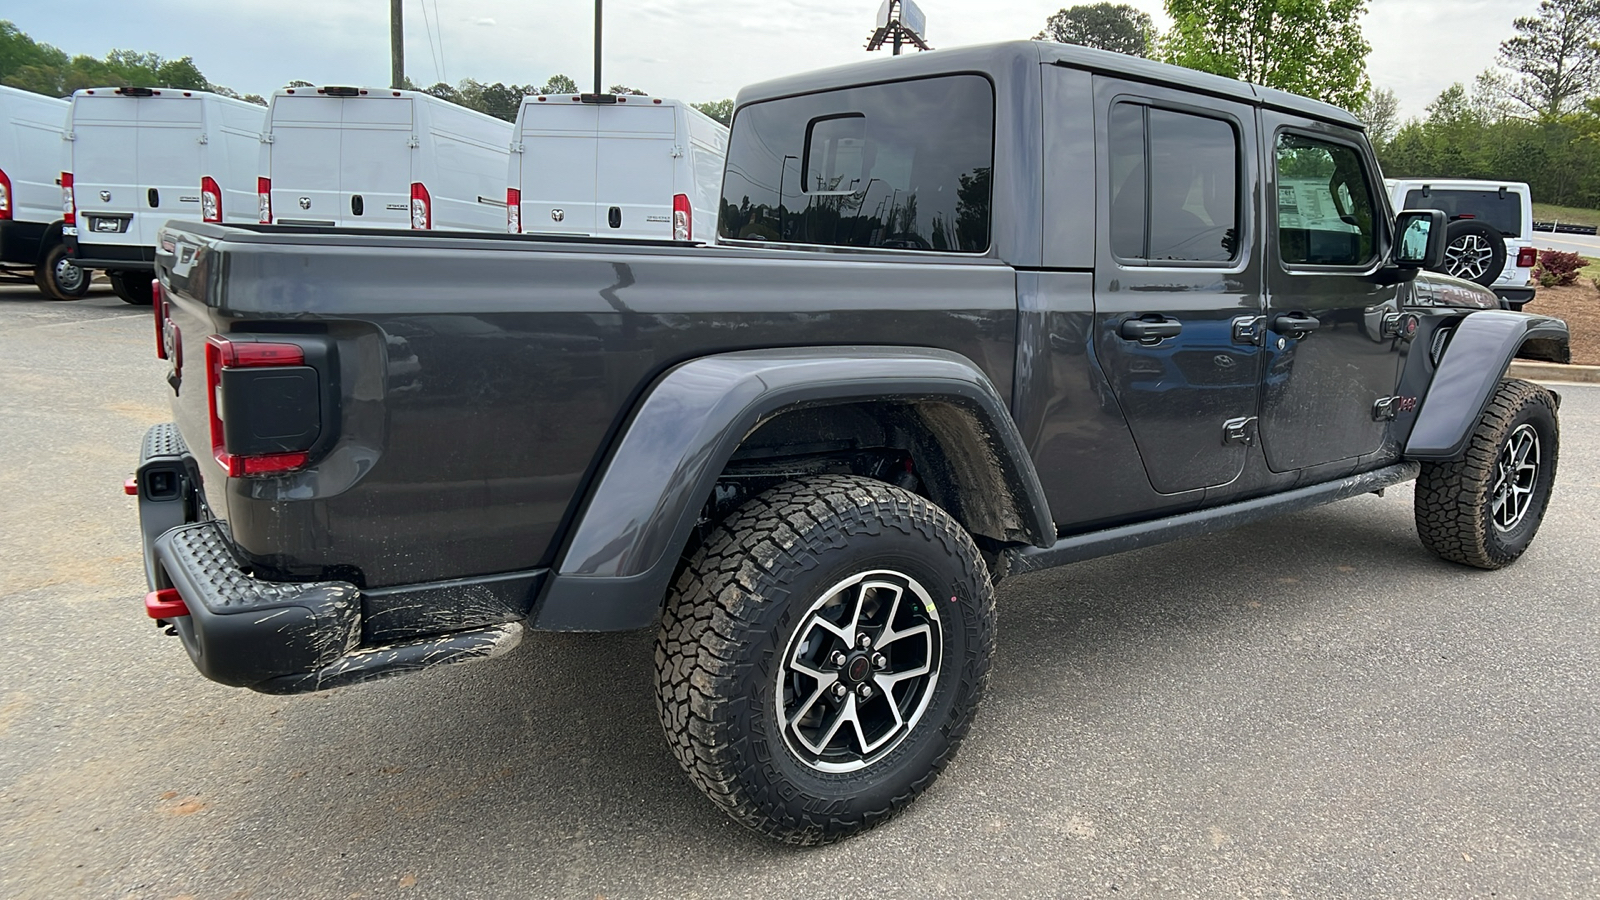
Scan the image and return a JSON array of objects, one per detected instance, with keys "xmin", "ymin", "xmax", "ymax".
[
  {"xmin": 2, "ymin": 285, "xmax": 1598, "ymax": 899},
  {"xmin": 1535, "ymin": 231, "xmax": 1600, "ymax": 258}
]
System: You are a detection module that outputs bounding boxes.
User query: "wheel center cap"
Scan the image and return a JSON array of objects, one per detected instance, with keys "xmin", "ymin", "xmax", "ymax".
[{"xmin": 845, "ymin": 653, "xmax": 872, "ymax": 684}]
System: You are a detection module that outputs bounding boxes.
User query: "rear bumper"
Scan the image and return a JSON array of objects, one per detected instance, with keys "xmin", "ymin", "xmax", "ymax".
[
  {"xmin": 65, "ymin": 235, "xmax": 155, "ymax": 270},
  {"xmin": 1493, "ymin": 287, "xmax": 1535, "ymax": 308},
  {"xmin": 0, "ymin": 219, "xmax": 49, "ymax": 265},
  {"xmin": 136, "ymin": 424, "xmax": 523, "ymax": 694}
]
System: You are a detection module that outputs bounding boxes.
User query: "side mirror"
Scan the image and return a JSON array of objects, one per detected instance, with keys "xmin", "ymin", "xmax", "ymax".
[{"xmin": 1393, "ymin": 209, "xmax": 1447, "ymax": 269}]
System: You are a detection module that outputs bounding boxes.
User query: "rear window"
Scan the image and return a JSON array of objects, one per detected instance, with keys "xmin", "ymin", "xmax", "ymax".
[
  {"xmin": 718, "ymin": 74, "xmax": 994, "ymax": 252},
  {"xmin": 1402, "ymin": 189, "xmax": 1522, "ymax": 238}
]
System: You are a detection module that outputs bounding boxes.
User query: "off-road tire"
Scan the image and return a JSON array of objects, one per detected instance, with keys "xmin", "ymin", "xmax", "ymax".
[
  {"xmin": 1415, "ymin": 378, "xmax": 1558, "ymax": 569},
  {"xmin": 655, "ymin": 475, "xmax": 994, "ymax": 845},
  {"xmin": 107, "ymin": 270, "xmax": 153, "ymax": 305},
  {"xmin": 34, "ymin": 243, "xmax": 90, "ymax": 301}
]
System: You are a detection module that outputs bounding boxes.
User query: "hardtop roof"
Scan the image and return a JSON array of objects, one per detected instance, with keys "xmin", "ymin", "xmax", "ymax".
[{"xmin": 735, "ymin": 40, "xmax": 1362, "ymax": 130}]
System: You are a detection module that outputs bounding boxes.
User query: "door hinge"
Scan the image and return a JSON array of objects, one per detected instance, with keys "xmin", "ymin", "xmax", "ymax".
[
  {"xmin": 1223, "ymin": 416, "xmax": 1258, "ymax": 446},
  {"xmin": 671, "ymin": 145, "xmax": 685, "ymax": 159},
  {"xmin": 1231, "ymin": 315, "xmax": 1265, "ymax": 346},
  {"xmin": 407, "ymin": 136, "xmax": 421, "ymax": 148},
  {"xmin": 261, "ymin": 133, "xmax": 275, "ymax": 144},
  {"xmin": 511, "ymin": 142, "xmax": 525, "ymax": 153},
  {"xmin": 1373, "ymin": 397, "xmax": 1396, "ymax": 421},
  {"xmin": 197, "ymin": 133, "xmax": 209, "ymax": 145}
]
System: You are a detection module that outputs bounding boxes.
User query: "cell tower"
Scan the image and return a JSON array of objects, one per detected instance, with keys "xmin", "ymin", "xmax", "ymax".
[{"xmin": 866, "ymin": 0, "xmax": 931, "ymax": 55}]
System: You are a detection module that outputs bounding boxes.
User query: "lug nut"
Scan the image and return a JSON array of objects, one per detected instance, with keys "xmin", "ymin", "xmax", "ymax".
[
  {"xmin": 871, "ymin": 652, "xmax": 887, "ymax": 669},
  {"xmin": 830, "ymin": 651, "xmax": 848, "ymax": 667},
  {"xmin": 857, "ymin": 634, "xmax": 873, "ymax": 649},
  {"xmin": 832, "ymin": 682, "xmax": 848, "ymax": 698},
  {"xmin": 857, "ymin": 684, "xmax": 874, "ymax": 700}
]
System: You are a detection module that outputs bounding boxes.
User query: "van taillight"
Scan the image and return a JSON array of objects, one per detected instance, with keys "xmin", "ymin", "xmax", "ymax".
[
  {"xmin": 0, "ymin": 168, "xmax": 11, "ymax": 220},
  {"xmin": 506, "ymin": 188, "xmax": 521, "ymax": 233},
  {"xmin": 1517, "ymin": 247, "xmax": 1538, "ymax": 267},
  {"xmin": 201, "ymin": 176, "xmax": 222, "ymax": 223},
  {"xmin": 153, "ymin": 279, "xmax": 167, "ymax": 359},
  {"xmin": 410, "ymin": 182, "xmax": 431, "ymax": 230},
  {"xmin": 205, "ymin": 336, "xmax": 315, "ymax": 477},
  {"xmin": 62, "ymin": 172, "xmax": 75, "ymax": 226},
  {"xmin": 258, "ymin": 177, "xmax": 272, "ymax": 224},
  {"xmin": 673, "ymin": 193, "xmax": 691, "ymax": 241}
]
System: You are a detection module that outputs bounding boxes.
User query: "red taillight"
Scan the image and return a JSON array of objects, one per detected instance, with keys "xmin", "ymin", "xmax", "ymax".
[
  {"xmin": 0, "ymin": 167, "xmax": 12, "ymax": 221},
  {"xmin": 410, "ymin": 182, "xmax": 431, "ymax": 229},
  {"xmin": 258, "ymin": 176, "xmax": 272, "ymax": 224},
  {"xmin": 145, "ymin": 588, "xmax": 190, "ymax": 619},
  {"xmin": 506, "ymin": 187, "xmax": 521, "ymax": 233},
  {"xmin": 673, "ymin": 193, "xmax": 691, "ymax": 241},
  {"xmin": 201, "ymin": 176, "xmax": 222, "ymax": 223},
  {"xmin": 62, "ymin": 172, "xmax": 75, "ymax": 226},
  {"xmin": 205, "ymin": 336, "xmax": 310, "ymax": 477},
  {"xmin": 1517, "ymin": 246, "xmax": 1538, "ymax": 267},
  {"xmin": 153, "ymin": 279, "xmax": 167, "ymax": 359}
]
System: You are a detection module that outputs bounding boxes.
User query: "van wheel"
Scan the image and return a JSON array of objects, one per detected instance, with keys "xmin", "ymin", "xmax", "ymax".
[
  {"xmin": 35, "ymin": 244, "xmax": 91, "ymax": 300},
  {"xmin": 1415, "ymin": 379, "xmax": 1558, "ymax": 569},
  {"xmin": 655, "ymin": 475, "xmax": 994, "ymax": 845},
  {"xmin": 107, "ymin": 271, "xmax": 153, "ymax": 305}
]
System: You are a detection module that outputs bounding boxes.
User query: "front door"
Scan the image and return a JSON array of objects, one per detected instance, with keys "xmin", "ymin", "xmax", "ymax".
[
  {"xmin": 1090, "ymin": 77, "xmax": 1264, "ymax": 496},
  {"xmin": 1258, "ymin": 114, "xmax": 1404, "ymax": 472}
]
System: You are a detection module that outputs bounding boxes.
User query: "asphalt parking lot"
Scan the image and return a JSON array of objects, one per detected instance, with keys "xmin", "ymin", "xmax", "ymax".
[{"xmin": 2, "ymin": 283, "xmax": 1597, "ymax": 900}]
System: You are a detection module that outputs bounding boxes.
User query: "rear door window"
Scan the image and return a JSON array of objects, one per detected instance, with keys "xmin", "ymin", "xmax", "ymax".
[
  {"xmin": 1107, "ymin": 102, "xmax": 1241, "ymax": 264},
  {"xmin": 718, "ymin": 74, "xmax": 994, "ymax": 252},
  {"xmin": 1402, "ymin": 189, "xmax": 1522, "ymax": 238}
]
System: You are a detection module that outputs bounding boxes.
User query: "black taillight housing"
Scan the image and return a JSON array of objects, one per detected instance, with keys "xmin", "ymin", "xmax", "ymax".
[{"xmin": 205, "ymin": 335, "xmax": 337, "ymax": 477}]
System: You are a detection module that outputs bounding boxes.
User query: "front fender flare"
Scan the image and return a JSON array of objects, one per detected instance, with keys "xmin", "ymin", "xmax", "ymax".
[
  {"xmin": 1406, "ymin": 310, "xmax": 1568, "ymax": 461},
  {"xmin": 533, "ymin": 347, "xmax": 1053, "ymax": 631}
]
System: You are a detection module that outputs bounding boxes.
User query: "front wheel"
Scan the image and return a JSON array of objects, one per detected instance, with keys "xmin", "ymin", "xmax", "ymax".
[
  {"xmin": 34, "ymin": 243, "xmax": 91, "ymax": 300},
  {"xmin": 655, "ymin": 475, "xmax": 994, "ymax": 845},
  {"xmin": 1415, "ymin": 378, "xmax": 1559, "ymax": 569}
]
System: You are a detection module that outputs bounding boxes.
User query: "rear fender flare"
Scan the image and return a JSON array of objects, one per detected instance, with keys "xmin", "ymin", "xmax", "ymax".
[
  {"xmin": 1406, "ymin": 310, "xmax": 1569, "ymax": 460},
  {"xmin": 534, "ymin": 347, "xmax": 1053, "ymax": 631}
]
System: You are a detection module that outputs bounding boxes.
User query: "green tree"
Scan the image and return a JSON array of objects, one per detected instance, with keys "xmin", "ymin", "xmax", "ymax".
[
  {"xmin": 1036, "ymin": 3, "xmax": 1156, "ymax": 57},
  {"xmin": 0, "ymin": 20, "xmax": 69, "ymax": 94},
  {"xmin": 692, "ymin": 98, "xmax": 734, "ymax": 125},
  {"xmin": 1358, "ymin": 86, "xmax": 1400, "ymax": 146},
  {"xmin": 540, "ymin": 74, "xmax": 578, "ymax": 95},
  {"xmin": 1161, "ymin": 0, "xmax": 1371, "ymax": 111},
  {"xmin": 1498, "ymin": 0, "xmax": 1600, "ymax": 119},
  {"xmin": 608, "ymin": 84, "xmax": 645, "ymax": 95}
]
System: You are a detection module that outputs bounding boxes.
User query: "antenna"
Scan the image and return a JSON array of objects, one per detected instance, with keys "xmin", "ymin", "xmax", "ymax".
[{"xmin": 866, "ymin": 0, "xmax": 931, "ymax": 56}]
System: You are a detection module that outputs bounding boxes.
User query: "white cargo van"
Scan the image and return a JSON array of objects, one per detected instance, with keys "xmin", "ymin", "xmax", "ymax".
[
  {"xmin": 63, "ymin": 87, "xmax": 264, "ymax": 304},
  {"xmin": 0, "ymin": 85, "xmax": 88, "ymax": 300},
  {"xmin": 260, "ymin": 86, "xmax": 513, "ymax": 232},
  {"xmin": 506, "ymin": 94, "xmax": 727, "ymax": 241}
]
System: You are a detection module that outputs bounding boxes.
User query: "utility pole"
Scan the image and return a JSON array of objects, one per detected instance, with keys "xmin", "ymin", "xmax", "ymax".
[
  {"xmin": 390, "ymin": 0, "xmax": 405, "ymax": 90},
  {"xmin": 593, "ymin": 0, "xmax": 603, "ymax": 95}
]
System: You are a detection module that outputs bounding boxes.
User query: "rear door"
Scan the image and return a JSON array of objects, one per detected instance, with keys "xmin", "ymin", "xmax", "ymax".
[
  {"xmin": 340, "ymin": 95, "xmax": 414, "ymax": 229},
  {"xmin": 595, "ymin": 103, "xmax": 678, "ymax": 238},
  {"xmin": 135, "ymin": 95, "xmax": 204, "ymax": 244},
  {"xmin": 70, "ymin": 95, "xmax": 141, "ymax": 246},
  {"xmin": 267, "ymin": 95, "xmax": 343, "ymax": 225},
  {"xmin": 1258, "ymin": 113, "xmax": 1403, "ymax": 472},
  {"xmin": 516, "ymin": 103, "xmax": 598, "ymax": 235},
  {"xmin": 1089, "ymin": 76, "xmax": 1265, "ymax": 495}
]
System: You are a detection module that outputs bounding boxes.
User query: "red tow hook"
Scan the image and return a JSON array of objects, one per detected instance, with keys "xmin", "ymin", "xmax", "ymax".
[
  {"xmin": 145, "ymin": 588, "xmax": 190, "ymax": 619},
  {"xmin": 124, "ymin": 478, "xmax": 138, "ymax": 496}
]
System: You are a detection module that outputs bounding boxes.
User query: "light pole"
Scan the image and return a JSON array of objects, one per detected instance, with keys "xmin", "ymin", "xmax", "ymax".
[
  {"xmin": 390, "ymin": 0, "xmax": 405, "ymax": 90},
  {"xmin": 593, "ymin": 0, "xmax": 603, "ymax": 96}
]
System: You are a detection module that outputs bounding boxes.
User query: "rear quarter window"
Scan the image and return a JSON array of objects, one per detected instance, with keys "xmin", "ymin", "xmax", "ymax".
[{"xmin": 718, "ymin": 74, "xmax": 994, "ymax": 252}]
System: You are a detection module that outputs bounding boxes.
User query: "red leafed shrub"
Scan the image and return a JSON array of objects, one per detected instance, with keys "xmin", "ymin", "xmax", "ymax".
[{"xmin": 1534, "ymin": 250, "xmax": 1584, "ymax": 288}]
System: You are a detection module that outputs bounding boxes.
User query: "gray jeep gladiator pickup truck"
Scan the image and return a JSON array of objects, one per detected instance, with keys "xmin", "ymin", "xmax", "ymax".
[{"xmin": 133, "ymin": 42, "xmax": 1570, "ymax": 844}]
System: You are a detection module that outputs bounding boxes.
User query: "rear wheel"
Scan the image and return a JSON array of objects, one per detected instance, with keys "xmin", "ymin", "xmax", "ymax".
[
  {"xmin": 107, "ymin": 270, "xmax": 153, "ymax": 305},
  {"xmin": 1415, "ymin": 378, "xmax": 1558, "ymax": 569},
  {"xmin": 655, "ymin": 475, "xmax": 994, "ymax": 845},
  {"xmin": 34, "ymin": 243, "xmax": 91, "ymax": 301}
]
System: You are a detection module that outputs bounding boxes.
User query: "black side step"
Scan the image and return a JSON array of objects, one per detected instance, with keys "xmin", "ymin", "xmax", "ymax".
[{"xmin": 1005, "ymin": 463, "xmax": 1421, "ymax": 576}]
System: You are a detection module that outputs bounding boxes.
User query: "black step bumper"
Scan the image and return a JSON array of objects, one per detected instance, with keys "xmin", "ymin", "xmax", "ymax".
[{"xmin": 136, "ymin": 424, "xmax": 523, "ymax": 694}]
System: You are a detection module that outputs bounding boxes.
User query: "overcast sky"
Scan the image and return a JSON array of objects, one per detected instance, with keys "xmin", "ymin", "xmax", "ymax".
[{"xmin": 9, "ymin": 0, "xmax": 1544, "ymax": 118}]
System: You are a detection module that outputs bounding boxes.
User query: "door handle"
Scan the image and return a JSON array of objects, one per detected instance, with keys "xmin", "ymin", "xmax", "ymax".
[
  {"xmin": 1120, "ymin": 316, "xmax": 1183, "ymax": 343},
  {"xmin": 1273, "ymin": 312, "xmax": 1321, "ymax": 336}
]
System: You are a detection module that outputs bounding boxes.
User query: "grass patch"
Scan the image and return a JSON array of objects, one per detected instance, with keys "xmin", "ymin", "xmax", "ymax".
[
  {"xmin": 1532, "ymin": 203, "xmax": 1600, "ymax": 228},
  {"xmin": 1582, "ymin": 256, "xmax": 1600, "ymax": 283}
]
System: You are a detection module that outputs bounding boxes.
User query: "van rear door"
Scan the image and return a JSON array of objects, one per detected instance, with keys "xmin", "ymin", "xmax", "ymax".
[
  {"xmin": 267, "ymin": 94, "xmax": 343, "ymax": 225},
  {"xmin": 340, "ymin": 95, "xmax": 414, "ymax": 228},
  {"xmin": 595, "ymin": 104, "xmax": 677, "ymax": 239},
  {"xmin": 134, "ymin": 95, "xmax": 204, "ymax": 245},
  {"xmin": 70, "ymin": 95, "xmax": 141, "ymax": 245},
  {"xmin": 516, "ymin": 103, "xmax": 598, "ymax": 235}
]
